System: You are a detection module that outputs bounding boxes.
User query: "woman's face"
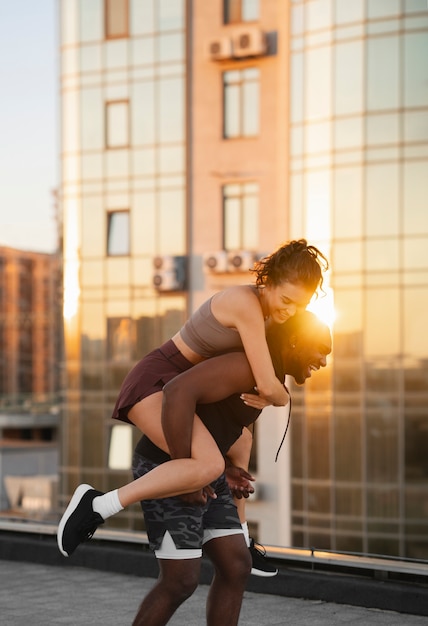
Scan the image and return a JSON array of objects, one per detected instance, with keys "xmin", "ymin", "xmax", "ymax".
[{"xmin": 263, "ymin": 281, "xmax": 314, "ymax": 324}]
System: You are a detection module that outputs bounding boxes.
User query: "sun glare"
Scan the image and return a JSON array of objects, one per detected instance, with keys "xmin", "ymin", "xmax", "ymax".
[{"xmin": 308, "ymin": 286, "xmax": 336, "ymax": 331}]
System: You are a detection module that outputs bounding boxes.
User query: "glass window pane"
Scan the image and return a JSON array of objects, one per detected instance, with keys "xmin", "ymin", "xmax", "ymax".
[
  {"xmin": 404, "ymin": 33, "xmax": 428, "ymax": 107},
  {"xmin": 107, "ymin": 211, "xmax": 130, "ymax": 255},
  {"xmin": 80, "ymin": 0, "xmax": 103, "ymax": 42},
  {"xmin": 305, "ymin": 46, "xmax": 332, "ymax": 121},
  {"xmin": 158, "ymin": 33, "xmax": 184, "ymax": 62},
  {"xmin": 367, "ymin": 407, "xmax": 399, "ymax": 482},
  {"xmin": 404, "ymin": 111, "xmax": 428, "ymax": 142},
  {"xmin": 158, "ymin": 0, "xmax": 184, "ymax": 31},
  {"xmin": 242, "ymin": 195, "xmax": 258, "ymax": 248},
  {"xmin": 159, "ymin": 189, "xmax": 185, "ymax": 254},
  {"xmin": 404, "ymin": 287, "xmax": 428, "ymax": 358},
  {"xmin": 335, "ymin": 0, "xmax": 363, "ymax": 24},
  {"xmin": 81, "ymin": 88, "xmax": 104, "ymax": 150},
  {"xmin": 306, "ymin": 121, "xmax": 331, "ymax": 153},
  {"xmin": 225, "ymin": 197, "xmax": 241, "ymax": 249},
  {"xmin": 159, "ymin": 78, "xmax": 184, "ymax": 143},
  {"xmin": 132, "ymin": 82, "xmax": 155, "ymax": 145},
  {"xmin": 367, "ymin": 0, "xmax": 400, "ymax": 18},
  {"xmin": 365, "ymin": 164, "xmax": 399, "ymax": 237},
  {"xmin": 105, "ymin": 0, "xmax": 129, "ymax": 39},
  {"xmin": 131, "ymin": 0, "xmax": 154, "ymax": 35},
  {"xmin": 109, "ymin": 424, "xmax": 133, "ymax": 469},
  {"xmin": 366, "ymin": 113, "xmax": 399, "ymax": 145},
  {"xmin": 365, "ymin": 239, "xmax": 400, "ymax": 272},
  {"xmin": 403, "ymin": 162, "xmax": 428, "ymax": 235},
  {"xmin": 106, "ymin": 100, "xmax": 129, "ymax": 148},
  {"xmin": 242, "ymin": 79, "xmax": 259, "ymax": 136},
  {"xmin": 367, "ymin": 37, "xmax": 399, "ymax": 110},
  {"xmin": 224, "ymin": 82, "xmax": 240, "ymax": 138},
  {"xmin": 305, "ymin": 170, "xmax": 331, "ymax": 242},
  {"xmin": 334, "ymin": 40, "xmax": 363, "ymax": 115},
  {"xmin": 243, "ymin": 0, "xmax": 259, "ymax": 21},
  {"xmin": 334, "ymin": 168, "xmax": 362, "ymax": 238},
  {"xmin": 365, "ymin": 288, "xmax": 400, "ymax": 356},
  {"xmin": 403, "ymin": 237, "xmax": 428, "ymax": 270},
  {"xmin": 290, "ymin": 52, "xmax": 304, "ymax": 123},
  {"xmin": 307, "ymin": 0, "xmax": 332, "ymax": 31}
]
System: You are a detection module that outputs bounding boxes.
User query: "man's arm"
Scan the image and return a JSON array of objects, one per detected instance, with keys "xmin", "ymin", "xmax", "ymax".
[{"xmin": 162, "ymin": 351, "xmax": 256, "ymax": 461}]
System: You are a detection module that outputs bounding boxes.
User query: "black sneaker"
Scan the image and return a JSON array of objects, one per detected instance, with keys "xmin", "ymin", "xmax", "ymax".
[
  {"xmin": 57, "ymin": 484, "xmax": 105, "ymax": 557},
  {"xmin": 249, "ymin": 538, "xmax": 278, "ymax": 577}
]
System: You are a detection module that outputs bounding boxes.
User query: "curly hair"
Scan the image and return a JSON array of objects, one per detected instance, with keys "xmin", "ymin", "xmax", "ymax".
[{"xmin": 251, "ymin": 239, "xmax": 329, "ymax": 293}]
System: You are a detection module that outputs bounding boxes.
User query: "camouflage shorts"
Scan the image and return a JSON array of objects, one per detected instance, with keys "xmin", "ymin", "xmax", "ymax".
[{"xmin": 132, "ymin": 452, "xmax": 241, "ymax": 552}]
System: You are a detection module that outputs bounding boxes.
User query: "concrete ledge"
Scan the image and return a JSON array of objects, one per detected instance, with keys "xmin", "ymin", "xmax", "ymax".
[{"xmin": 1, "ymin": 527, "xmax": 427, "ymax": 617}]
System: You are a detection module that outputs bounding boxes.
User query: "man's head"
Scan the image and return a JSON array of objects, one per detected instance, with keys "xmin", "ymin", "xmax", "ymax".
[{"xmin": 267, "ymin": 311, "xmax": 332, "ymax": 385}]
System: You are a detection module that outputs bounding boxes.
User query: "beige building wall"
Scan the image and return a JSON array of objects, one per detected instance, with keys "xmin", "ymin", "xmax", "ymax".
[{"xmin": 191, "ymin": 0, "xmax": 292, "ymax": 545}]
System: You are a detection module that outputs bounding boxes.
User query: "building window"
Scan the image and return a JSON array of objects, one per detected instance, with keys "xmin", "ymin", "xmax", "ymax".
[
  {"xmin": 107, "ymin": 210, "xmax": 130, "ymax": 256},
  {"xmin": 224, "ymin": 0, "xmax": 259, "ymax": 23},
  {"xmin": 223, "ymin": 182, "xmax": 259, "ymax": 250},
  {"xmin": 105, "ymin": 0, "xmax": 129, "ymax": 39},
  {"xmin": 106, "ymin": 100, "xmax": 129, "ymax": 148},
  {"xmin": 223, "ymin": 68, "xmax": 260, "ymax": 138}
]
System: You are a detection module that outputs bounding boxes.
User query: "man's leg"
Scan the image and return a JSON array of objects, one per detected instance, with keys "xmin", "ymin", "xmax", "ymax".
[
  {"xmin": 203, "ymin": 533, "xmax": 251, "ymax": 626},
  {"xmin": 132, "ymin": 557, "xmax": 201, "ymax": 626}
]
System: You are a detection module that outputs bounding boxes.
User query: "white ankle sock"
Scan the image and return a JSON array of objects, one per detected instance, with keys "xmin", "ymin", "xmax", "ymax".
[
  {"xmin": 92, "ymin": 489, "xmax": 123, "ymax": 520},
  {"xmin": 241, "ymin": 521, "xmax": 250, "ymax": 547}
]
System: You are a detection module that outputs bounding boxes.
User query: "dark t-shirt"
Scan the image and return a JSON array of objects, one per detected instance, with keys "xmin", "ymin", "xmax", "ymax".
[{"xmin": 134, "ymin": 393, "xmax": 261, "ymax": 464}]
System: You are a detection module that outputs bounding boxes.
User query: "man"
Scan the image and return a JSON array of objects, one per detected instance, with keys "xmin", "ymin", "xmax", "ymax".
[{"xmin": 130, "ymin": 311, "xmax": 332, "ymax": 625}]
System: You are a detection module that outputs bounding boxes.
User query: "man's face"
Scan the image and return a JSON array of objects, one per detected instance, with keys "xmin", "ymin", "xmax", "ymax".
[{"xmin": 287, "ymin": 327, "xmax": 332, "ymax": 385}]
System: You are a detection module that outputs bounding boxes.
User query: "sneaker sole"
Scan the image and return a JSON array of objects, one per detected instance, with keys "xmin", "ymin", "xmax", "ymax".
[
  {"xmin": 57, "ymin": 484, "xmax": 94, "ymax": 557},
  {"xmin": 251, "ymin": 567, "xmax": 278, "ymax": 577}
]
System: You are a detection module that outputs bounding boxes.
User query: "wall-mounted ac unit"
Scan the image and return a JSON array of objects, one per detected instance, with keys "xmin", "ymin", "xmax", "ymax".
[
  {"xmin": 203, "ymin": 251, "xmax": 229, "ymax": 273},
  {"xmin": 152, "ymin": 256, "xmax": 187, "ymax": 292},
  {"xmin": 232, "ymin": 27, "xmax": 267, "ymax": 58},
  {"xmin": 206, "ymin": 37, "xmax": 233, "ymax": 61},
  {"xmin": 227, "ymin": 250, "xmax": 256, "ymax": 273}
]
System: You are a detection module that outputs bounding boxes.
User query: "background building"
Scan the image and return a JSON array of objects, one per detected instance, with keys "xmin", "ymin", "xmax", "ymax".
[
  {"xmin": 59, "ymin": 0, "xmax": 428, "ymax": 559},
  {"xmin": 0, "ymin": 245, "xmax": 62, "ymax": 517}
]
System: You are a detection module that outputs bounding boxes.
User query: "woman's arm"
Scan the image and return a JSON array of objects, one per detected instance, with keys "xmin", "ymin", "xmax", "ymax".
[
  {"xmin": 162, "ymin": 351, "xmax": 256, "ymax": 461},
  {"xmin": 212, "ymin": 286, "xmax": 290, "ymax": 406}
]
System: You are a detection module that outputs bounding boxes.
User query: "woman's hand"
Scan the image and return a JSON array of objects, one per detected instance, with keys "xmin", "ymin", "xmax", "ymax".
[
  {"xmin": 240, "ymin": 390, "xmax": 272, "ymax": 410},
  {"xmin": 225, "ymin": 464, "xmax": 255, "ymax": 499}
]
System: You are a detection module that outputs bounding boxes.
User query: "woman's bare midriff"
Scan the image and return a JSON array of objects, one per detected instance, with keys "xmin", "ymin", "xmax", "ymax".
[{"xmin": 171, "ymin": 332, "xmax": 206, "ymax": 365}]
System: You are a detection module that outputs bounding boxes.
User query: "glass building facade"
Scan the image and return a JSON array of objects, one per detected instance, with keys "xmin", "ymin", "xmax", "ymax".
[
  {"xmin": 59, "ymin": 0, "xmax": 428, "ymax": 559},
  {"xmin": 289, "ymin": 0, "xmax": 428, "ymax": 558}
]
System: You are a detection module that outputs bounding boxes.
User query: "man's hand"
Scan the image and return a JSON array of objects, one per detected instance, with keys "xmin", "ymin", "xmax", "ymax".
[
  {"xmin": 225, "ymin": 464, "xmax": 255, "ymax": 499},
  {"xmin": 178, "ymin": 485, "xmax": 217, "ymax": 505}
]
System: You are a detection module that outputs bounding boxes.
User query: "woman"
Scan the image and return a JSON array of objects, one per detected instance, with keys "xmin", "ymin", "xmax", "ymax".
[{"xmin": 57, "ymin": 240, "xmax": 328, "ymax": 557}]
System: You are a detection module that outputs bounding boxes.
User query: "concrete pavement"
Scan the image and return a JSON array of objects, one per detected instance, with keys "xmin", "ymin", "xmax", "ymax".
[{"xmin": 2, "ymin": 560, "xmax": 428, "ymax": 626}]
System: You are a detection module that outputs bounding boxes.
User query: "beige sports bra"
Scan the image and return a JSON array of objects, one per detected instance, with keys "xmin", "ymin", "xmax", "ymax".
[{"xmin": 179, "ymin": 297, "xmax": 244, "ymax": 358}]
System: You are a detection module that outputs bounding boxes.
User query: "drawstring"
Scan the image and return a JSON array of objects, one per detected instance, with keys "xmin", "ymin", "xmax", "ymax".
[{"xmin": 275, "ymin": 397, "xmax": 292, "ymax": 462}]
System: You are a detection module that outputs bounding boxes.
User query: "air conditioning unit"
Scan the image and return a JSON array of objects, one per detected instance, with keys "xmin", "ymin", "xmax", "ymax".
[
  {"xmin": 232, "ymin": 27, "xmax": 267, "ymax": 58},
  {"xmin": 203, "ymin": 251, "xmax": 228, "ymax": 273},
  {"xmin": 205, "ymin": 37, "xmax": 233, "ymax": 61},
  {"xmin": 227, "ymin": 250, "xmax": 256, "ymax": 273},
  {"xmin": 152, "ymin": 256, "xmax": 187, "ymax": 292}
]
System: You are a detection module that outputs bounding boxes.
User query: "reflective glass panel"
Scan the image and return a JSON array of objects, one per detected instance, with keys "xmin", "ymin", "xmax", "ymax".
[
  {"xmin": 404, "ymin": 33, "xmax": 428, "ymax": 107},
  {"xmin": 335, "ymin": 0, "xmax": 364, "ymax": 24},
  {"xmin": 333, "ymin": 167, "xmax": 363, "ymax": 239},
  {"xmin": 81, "ymin": 88, "xmax": 104, "ymax": 150},
  {"xmin": 106, "ymin": 100, "xmax": 129, "ymax": 148},
  {"xmin": 158, "ymin": 33, "xmax": 184, "ymax": 63},
  {"xmin": 105, "ymin": 0, "xmax": 129, "ymax": 39},
  {"xmin": 80, "ymin": 0, "xmax": 103, "ymax": 41},
  {"xmin": 107, "ymin": 211, "xmax": 130, "ymax": 256},
  {"xmin": 290, "ymin": 53, "xmax": 304, "ymax": 123},
  {"xmin": 306, "ymin": 0, "xmax": 332, "ymax": 31},
  {"xmin": 158, "ymin": 0, "xmax": 184, "ymax": 31},
  {"xmin": 367, "ymin": 37, "xmax": 399, "ymax": 110},
  {"xmin": 305, "ymin": 45, "xmax": 332, "ymax": 121},
  {"xmin": 364, "ymin": 288, "xmax": 400, "ymax": 356},
  {"xmin": 404, "ymin": 111, "xmax": 428, "ymax": 142},
  {"xmin": 365, "ymin": 163, "xmax": 400, "ymax": 237},
  {"xmin": 159, "ymin": 78, "xmax": 184, "ymax": 143},
  {"xmin": 403, "ymin": 161, "xmax": 428, "ymax": 235},
  {"xmin": 403, "ymin": 237, "xmax": 428, "ymax": 270},
  {"xmin": 366, "ymin": 113, "xmax": 399, "ymax": 145},
  {"xmin": 334, "ymin": 40, "xmax": 363, "ymax": 115},
  {"xmin": 159, "ymin": 189, "xmax": 185, "ymax": 254},
  {"xmin": 367, "ymin": 0, "xmax": 400, "ymax": 18},
  {"xmin": 404, "ymin": 287, "xmax": 428, "ymax": 357},
  {"xmin": 365, "ymin": 239, "xmax": 399, "ymax": 272},
  {"xmin": 131, "ymin": 0, "xmax": 154, "ymax": 34},
  {"xmin": 132, "ymin": 82, "xmax": 155, "ymax": 145}
]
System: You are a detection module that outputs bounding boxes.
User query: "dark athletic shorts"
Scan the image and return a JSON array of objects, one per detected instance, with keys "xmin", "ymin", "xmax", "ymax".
[
  {"xmin": 112, "ymin": 339, "xmax": 194, "ymax": 424},
  {"xmin": 132, "ymin": 452, "xmax": 242, "ymax": 558}
]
